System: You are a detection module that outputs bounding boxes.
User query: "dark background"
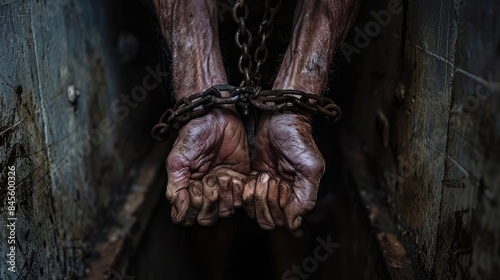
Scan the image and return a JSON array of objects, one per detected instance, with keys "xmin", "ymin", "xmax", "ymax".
[{"xmin": 0, "ymin": 0, "xmax": 498, "ymax": 279}]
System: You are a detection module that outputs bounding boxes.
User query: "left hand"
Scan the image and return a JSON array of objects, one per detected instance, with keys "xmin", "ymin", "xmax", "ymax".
[{"xmin": 243, "ymin": 113, "xmax": 325, "ymax": 231}]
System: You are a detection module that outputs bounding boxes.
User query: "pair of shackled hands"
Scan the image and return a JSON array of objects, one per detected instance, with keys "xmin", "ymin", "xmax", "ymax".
[
  {"xmin": 154, "ymin": 0, "xmax": 359, "ymax": 231},
  {"xmin": 166, "ymin": 106, "xmax": 325, "ymax": 231}
]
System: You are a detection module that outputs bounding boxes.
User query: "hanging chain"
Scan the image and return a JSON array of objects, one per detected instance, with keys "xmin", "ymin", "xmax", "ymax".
[
  {"xmin": 232, "ymin": 0, "xmax": 254, "ymax": 86},
  {"xmin": 253, "ymin": 0, "xmax": 281, "ymax": 87},
  {"xmin": 151, "ymin": 85, "xmax": 342, "ymax": 142},
  {"xmin": 233, "ymin": 0, "xmax": 281, "ymax": 87}
]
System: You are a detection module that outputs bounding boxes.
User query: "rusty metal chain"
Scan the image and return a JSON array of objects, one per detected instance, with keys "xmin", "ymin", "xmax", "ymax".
[
  {"xmin": 151, "ymin": 85, "xmax": 342, "ymax": 142},
  {"xmin": 233, "ymin": 0, "xmax": 281, "ymax": 87},
  {"xmin": 253, "ymin": 0, "xmax": 281, "ymax": 87},
  {"xmin": 152, "ymin": 1, "xmax": 342, "ymax": 144},
  {"xmin": 232, "ymin": 0, "xmax": 254, "ymax": 87}
]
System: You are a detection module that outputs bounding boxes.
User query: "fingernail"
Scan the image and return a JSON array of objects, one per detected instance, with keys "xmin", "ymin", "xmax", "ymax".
[
  {"xmin": 293, "ymin": 216, "xmax": 303, "ymax": 229},
  {"xmin": 260, "ymin": 173, "xmax": 270, "ymax": 183}
]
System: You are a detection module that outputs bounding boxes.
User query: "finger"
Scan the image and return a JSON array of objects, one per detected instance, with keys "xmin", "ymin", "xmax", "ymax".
[
  {"xmin": 209, "ymin": 167, "xmax": 246, "ymax": 208},
  {"xmin": 189, "ymin": 180, "xmax": 203, "ymax": 210},
  {"xmin": 183, "ymin": 181, "xmax": 203, "ymax": 227},
  {"xmin": 267, "ymin": 177, "xmax": 286, "ymax": 227},
  {"xmin": 219, "ymin": 169, "xmax": 246, "ymax": 208},
  {"xmin": 243, "ymin": 174, "xmax": 258, "ymax": 219},
  {"xmin": 182, "ymin": 206, "xmax": 200, "ymax": 227},
  {"xmin": 218, "ymin": 173, "xmax": 234, "ymax": 218},
  {"xmin": 166, "ymin": 185, "xmax": 189, "ymax": 225},
  {"xmin": 213, "ymin": 168, "xmax": 247, "ymax": 182},
  {"xmin": 166, "ymin": 149, "xmax": 192, "ymax": 224},
  {"xmin": 279, "ymin": 181, "xmax": 292, "ymax": 208},
  {"xmin": 198, "ymin": 175, "xmax": 219, "ymax": 226},
  {"xmin": 284, "ymin": 181, "xmax": 318, "ymax": 231},
  {"xmin": 255, "ymin": 173, "xmax": 275, "ymax": 230},
  {"xmin": 232, "ymin": 178, "xmax": 244, "ymax": 208}
]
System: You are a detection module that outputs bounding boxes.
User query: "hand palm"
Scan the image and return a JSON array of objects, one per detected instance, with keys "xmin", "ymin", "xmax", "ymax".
[{"xmin": 166, "ymin": 109, "xmax": 250, "ymax": 224}]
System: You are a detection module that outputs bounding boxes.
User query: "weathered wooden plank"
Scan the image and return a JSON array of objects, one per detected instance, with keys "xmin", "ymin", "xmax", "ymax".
[
  {"xmin": 348, "ymin": 0, "xmax": 499, "ymax": 278},
  {"xmin": 1, "ymin": 0, "xmax": 166, "ymax": 278},
  {"xmin": 435, "ymin": 0, "xmax": 500, "ymax": 278},
  {"xmin": 340, "ymin": 129, "xmax": 417, "ymax": 279},
  {"xmin": 389, "ymin": 0, "xmax": 460, "ymax": 275},
  {"xmin": 347, "ymin": 0, "xmax": 455, "ymax": 274},
  {"xmin": 84, "ymin": 143, "xmax": 168, "ymax": 279},
  {"xmin": 1, "ymin": 1, "xmax": 59, "ymax": 278}
]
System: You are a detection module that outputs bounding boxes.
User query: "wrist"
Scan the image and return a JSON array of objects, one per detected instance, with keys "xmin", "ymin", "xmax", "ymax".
[
  {"xmin": 262, "ymin": 111, "xmax": 313, "ymax": 126},
  {"xmin": 173, "ymin": 78, "xmax": 228, "ymax": 102},
  {"xmin": 272, "ymin": 59, "xmax": 328, "ymax": 97}
]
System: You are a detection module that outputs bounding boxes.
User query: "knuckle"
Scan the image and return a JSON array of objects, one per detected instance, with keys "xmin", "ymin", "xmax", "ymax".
[
  {"xmin": 306, "ymin": 154, "xmax": 325, "ymax": 173},
  {"xmin": 165, "ymin": 188, "xmax": 177, "ymax": 202}
]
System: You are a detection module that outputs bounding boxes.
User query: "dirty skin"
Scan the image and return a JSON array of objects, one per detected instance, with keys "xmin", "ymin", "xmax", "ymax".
[{"xmin": 153, "ymin": 0, "xmax": 360, "ymax": 230}]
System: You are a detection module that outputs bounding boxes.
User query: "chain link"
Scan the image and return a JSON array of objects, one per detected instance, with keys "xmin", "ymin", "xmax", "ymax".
[
  {"xmin": 253, "ymin": 0, "xmax": 281, "ymax": 87},
  {"xmin": 151, "ymin": 86, "xmax": 342, "ymax": 142},
  {"xmin": 152, "ymin": 1, "xmax": 342, "ymax": 143},
  {"xmin": 233, "ymin": 0, "xmax": 281, "ymax": 87},
  {"xmin": 233, "ymin": 0, "xmax": 254, "ymax": 87}
]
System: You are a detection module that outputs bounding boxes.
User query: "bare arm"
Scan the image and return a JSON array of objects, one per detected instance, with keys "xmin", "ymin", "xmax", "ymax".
[
  {"xmin": 245, "ymin": 0, "xmax": 360, "ymax": 231},
  {"xmin": 153, "ymin": 0, "xmax": 227, "ymax": 98},
  {"xmin": 274, "ymin": 0, "xmax": 360, "ymax": 94},
  {"xmin": 153, "ymin": 0, "xmax": 250, "ymax": 226}
]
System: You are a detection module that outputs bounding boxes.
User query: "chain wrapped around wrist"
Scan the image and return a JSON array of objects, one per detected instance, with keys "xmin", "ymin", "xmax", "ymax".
[
  {"xmin": 152, "ymin": 0, "xmax": 341, "ymax": 144},
  {"xmin": 151, "ymin": 85, "xmax": 342, "ymax": 142}
]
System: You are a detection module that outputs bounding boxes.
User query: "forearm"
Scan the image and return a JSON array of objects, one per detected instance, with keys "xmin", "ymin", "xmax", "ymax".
[
  {"xmin": 273, "ymin": 0, "xmax": 360, "ymax": 94},
  {"xmin": 153, "ymin": 0, "xmax": 227, "ymax": 100}
]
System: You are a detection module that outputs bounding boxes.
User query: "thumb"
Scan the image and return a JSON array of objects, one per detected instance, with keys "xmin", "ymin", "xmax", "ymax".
[
  {"xmin": 166, "ymin": 152, "xmax": 191, "ymax": 224},
  {"xmin": 284, "ymin": 181, "xmax": 318, "ymax": 231}
]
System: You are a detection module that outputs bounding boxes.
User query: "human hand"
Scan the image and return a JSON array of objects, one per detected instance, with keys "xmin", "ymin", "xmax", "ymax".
[
  {"xmin": 243, "ymin": 113, "xmax": 325, "ymax": 231},
  {"xmin": 166, "ymin": 108, "xmax": 250, "ymax": 226},
  {"xmin": 183, "ymin": 167, "xmax": 247, "ymax": 227}
]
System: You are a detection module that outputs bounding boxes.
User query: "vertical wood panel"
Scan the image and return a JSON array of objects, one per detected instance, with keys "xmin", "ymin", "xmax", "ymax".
[
  {"xmin": 1, "ymin": 0, "xmax": 163, "ymax": 278},
  {"xmin": 436, "ymin": 0, "xmax": 500, "ymax": 278},
  {"xmin": 348, "ymin": 0, "xmax": 499, "ymax": 278}
]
